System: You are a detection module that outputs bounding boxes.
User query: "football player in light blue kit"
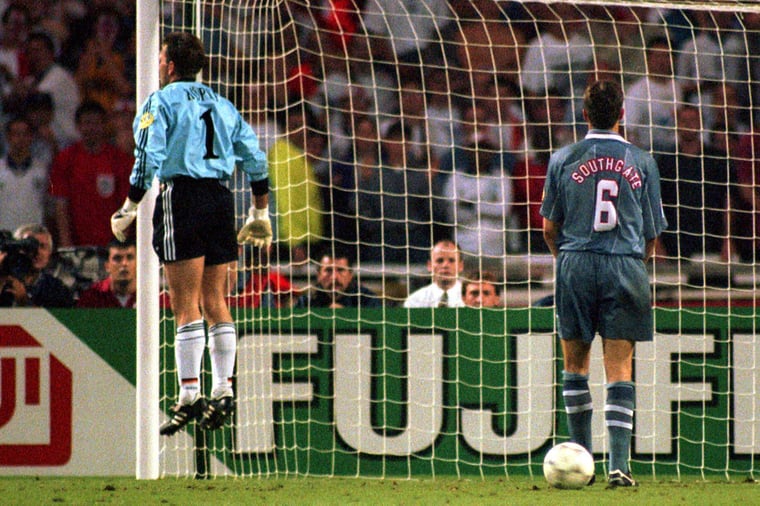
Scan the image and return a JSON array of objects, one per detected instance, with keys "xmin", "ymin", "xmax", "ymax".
[
  {"xmin": 540, "ymin": 79, "xmax": 667, "ymax": 487},
  {"xmin": 110, "ymin": 32, "xmax": 272, "ymax": 435}
]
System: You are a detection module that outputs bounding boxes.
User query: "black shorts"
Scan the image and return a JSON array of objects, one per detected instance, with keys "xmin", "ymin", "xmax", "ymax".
[{"xmin": 152, "ymin": 177, "xmax": 237, "ymax": 265}]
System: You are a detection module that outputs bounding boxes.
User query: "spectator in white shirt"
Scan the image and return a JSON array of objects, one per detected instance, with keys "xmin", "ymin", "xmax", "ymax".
[
  {"xmin": 0, "ymin": 117, "xmax": 50, "ymax": 232},
  {"xmin": 361, "ymin": 0, "xmax": 452, "ymax": 64},
  {"xmin": 520, "ymin": 4, "xmax": 593, "ymax": 98},
  {"xmin": 442, "ymin": 100, "xmax": 515, "ymax": 259},
  {"xmin": 7, "ymin": 31, "xmax": 80, "ymax": 149},
  {"xmin": 623, "ymin": 36, "xmax": 683, "ymax": 153},
  {"xmin": 404, "ymin": 239, "xmax": 465, "ymax": 308}
]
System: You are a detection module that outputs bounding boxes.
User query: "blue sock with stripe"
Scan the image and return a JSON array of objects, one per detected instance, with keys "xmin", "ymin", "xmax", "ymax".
[
  {"xmin": 562, "ymin": 370, "xmax": 593, "ymax": 454},
  {"xmin": 606, "ymin": 381, "xmax": 635, "ymax": 474}
]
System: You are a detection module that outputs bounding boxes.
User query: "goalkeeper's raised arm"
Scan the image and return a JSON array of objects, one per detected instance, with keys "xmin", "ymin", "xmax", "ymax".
[{"xmin": 111, "ymin": 31, "xmax": 270, "ymax": 437}]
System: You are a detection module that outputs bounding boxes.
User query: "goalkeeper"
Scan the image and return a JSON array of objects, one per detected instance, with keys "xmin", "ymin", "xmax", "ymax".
[
  {"xmin": 541, "ymin": 79, "xmax": 666, "ymax": 487},
  {"xmin": 111, "ymin": 32, "xmax": 271, "ymax": 436}
]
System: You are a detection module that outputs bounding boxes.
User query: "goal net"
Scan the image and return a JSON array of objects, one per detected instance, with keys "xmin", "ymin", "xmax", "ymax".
[{"xmin": 147, "ymin": 0, "xmax": 760, "ymax": 479}]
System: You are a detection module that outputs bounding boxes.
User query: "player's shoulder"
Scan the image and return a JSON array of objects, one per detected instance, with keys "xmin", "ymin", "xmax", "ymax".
[{"xmin": 548, "ymin": 140, "xmax": 582, "ymax": 167}]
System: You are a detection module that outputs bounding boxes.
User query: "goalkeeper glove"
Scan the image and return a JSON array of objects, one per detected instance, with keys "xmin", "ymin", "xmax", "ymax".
[
  {"xmin": 237, "ymin": 207, "xmax": 272, "ymax": 248},
  {"xmin": 111, "ymin": 198, "xmax": 139, "ymax": 242}
]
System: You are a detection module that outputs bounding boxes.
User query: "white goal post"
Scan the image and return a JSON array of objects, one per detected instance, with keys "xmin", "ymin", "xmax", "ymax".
[{"xmin": 137, "ymin": 0, "xmax": 760, "ymax": 480}]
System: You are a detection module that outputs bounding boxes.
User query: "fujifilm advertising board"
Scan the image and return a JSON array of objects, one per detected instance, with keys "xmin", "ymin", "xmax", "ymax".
[{"xmin": 0, "ymin": 308, "xmax": 757, "ymax": 477}]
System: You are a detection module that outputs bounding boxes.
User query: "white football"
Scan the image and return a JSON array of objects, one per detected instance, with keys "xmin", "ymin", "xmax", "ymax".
[{"xmin": 543, "ymin": 442, "xmax": 595, "ymax": 489}]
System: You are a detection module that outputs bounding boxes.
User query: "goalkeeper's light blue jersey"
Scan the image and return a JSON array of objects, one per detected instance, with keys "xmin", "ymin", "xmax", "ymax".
[
  {"xmin": 129, "ymin": 80, "xmax": 268, "ymax": 191},
  {"xmin": 539, "ymin": 130, "xmax": 667, "ymax": 258}
]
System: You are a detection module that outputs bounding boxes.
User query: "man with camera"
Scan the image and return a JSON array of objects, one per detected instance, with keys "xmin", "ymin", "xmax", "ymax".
[{"xmin": 0, "ymin": 224, "xmax": 74, "ymax": 307}]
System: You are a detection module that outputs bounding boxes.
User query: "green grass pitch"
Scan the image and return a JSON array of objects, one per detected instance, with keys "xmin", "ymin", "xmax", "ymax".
[{"xmin": 1, "ymin": 476, "xmax": 758, "ymax": 505}]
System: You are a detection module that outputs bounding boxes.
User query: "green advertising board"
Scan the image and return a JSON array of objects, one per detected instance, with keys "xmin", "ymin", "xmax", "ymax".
[{"xmin": 52, "ymin": 307, "xmax": 760, "ymax": 478}]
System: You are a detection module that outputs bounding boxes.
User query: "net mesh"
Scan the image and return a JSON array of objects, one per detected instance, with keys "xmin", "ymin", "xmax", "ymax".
[{"xmin": 154, "ymin": 0, "xmax": 760, "ymax": 479}]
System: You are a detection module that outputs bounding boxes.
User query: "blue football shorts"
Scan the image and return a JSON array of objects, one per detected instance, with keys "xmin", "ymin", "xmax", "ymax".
[{"xmin": 554, "ymin": 251, "xmax": 653, "ymax": 343}]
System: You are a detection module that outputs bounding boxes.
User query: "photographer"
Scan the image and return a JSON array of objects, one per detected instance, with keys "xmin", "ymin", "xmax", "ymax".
[{"xmin": 0, "ymin": 224, "xmax": 74, "ymax": 307}]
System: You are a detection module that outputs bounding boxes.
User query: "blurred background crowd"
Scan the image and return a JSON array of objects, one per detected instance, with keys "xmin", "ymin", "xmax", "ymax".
[{"xmin": 0, "ymin": 0, "xmax": 758, "ymax": 308}]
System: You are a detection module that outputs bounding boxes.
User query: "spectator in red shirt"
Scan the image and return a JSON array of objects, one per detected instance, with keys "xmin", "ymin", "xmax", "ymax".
[
  {"xmin": 230, "ymin": 268, "xmax": 297, "ymax": 309},
  {"xmin": 228, "ymin": 245, "xmax": 299, "ymax": 309},
  {"xmin": 77, "ymin": 238, "xmax": 136, "ymax": 308},
  {"xmin": 49, "ymin": 101, "xmax": 133, "ymax": 247},
  {"xmin": 512, "ymin": 156, "xmax": 550, "ymax": 254}
]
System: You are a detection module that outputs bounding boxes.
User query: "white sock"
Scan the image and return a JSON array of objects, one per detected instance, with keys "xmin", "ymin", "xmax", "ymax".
[
  {"xmin": 175, "ymin": 319, "xmax": 206, "ymax": 404},
  {"xmin": 208, "ymin": 322, "xmax": 236, "ymax": 398},
  {"xmin": 178, "ymin": 382, "xmax": 200, "ymax": 405}
]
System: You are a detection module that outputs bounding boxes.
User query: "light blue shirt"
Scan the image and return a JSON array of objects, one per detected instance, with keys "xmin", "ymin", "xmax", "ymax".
[{"xmin": 130, "ymin": 80, "xmax": 267, "ymax": 190}]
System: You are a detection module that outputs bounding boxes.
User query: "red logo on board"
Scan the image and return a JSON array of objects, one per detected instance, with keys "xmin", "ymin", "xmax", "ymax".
[{"xmin": 0, "ymin": 325, "xmax": 72, "ymax": 465}]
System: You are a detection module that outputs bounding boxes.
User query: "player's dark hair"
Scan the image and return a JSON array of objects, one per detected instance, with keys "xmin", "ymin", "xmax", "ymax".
[
  {"xmin": 583, "ymin": 79, "xmax": 623, "ymax": 130},
  {"xmin": 163, "ymin": 32, "xmax": 207, "ymax": 79}
]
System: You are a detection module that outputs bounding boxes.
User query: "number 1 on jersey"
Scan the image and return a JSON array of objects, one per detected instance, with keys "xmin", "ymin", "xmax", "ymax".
[
  {"xmin": 593, "ymin": 179, "xmax": 619, "ymax": 232},
  {"xmin": 200, "ymin": 109, "xmax": 219, "ymax": 160}
]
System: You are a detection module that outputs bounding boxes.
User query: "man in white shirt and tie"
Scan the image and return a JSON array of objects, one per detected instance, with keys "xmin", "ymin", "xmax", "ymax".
[{"xmin": 404, "ymin": 239, "xmax": 465, "ymax": 308}]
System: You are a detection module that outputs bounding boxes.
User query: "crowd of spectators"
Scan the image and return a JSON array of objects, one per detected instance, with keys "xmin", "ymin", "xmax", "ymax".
[
  {"xmin": 0, "ymin": 1, "xmax": 758, "ymax": 308},
  {"xmin": 0, "ymin": 0, "xmax": 135, "ymax": 307},
  {"xmin": 243, "ymin": 1, "xmax": 759, "ymax": 270}
]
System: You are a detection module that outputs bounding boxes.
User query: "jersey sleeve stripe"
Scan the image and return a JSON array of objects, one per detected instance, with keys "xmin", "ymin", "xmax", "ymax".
[{"xmin": 132, "ymin": 96, "xmax": 154, "ymax": 190}]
